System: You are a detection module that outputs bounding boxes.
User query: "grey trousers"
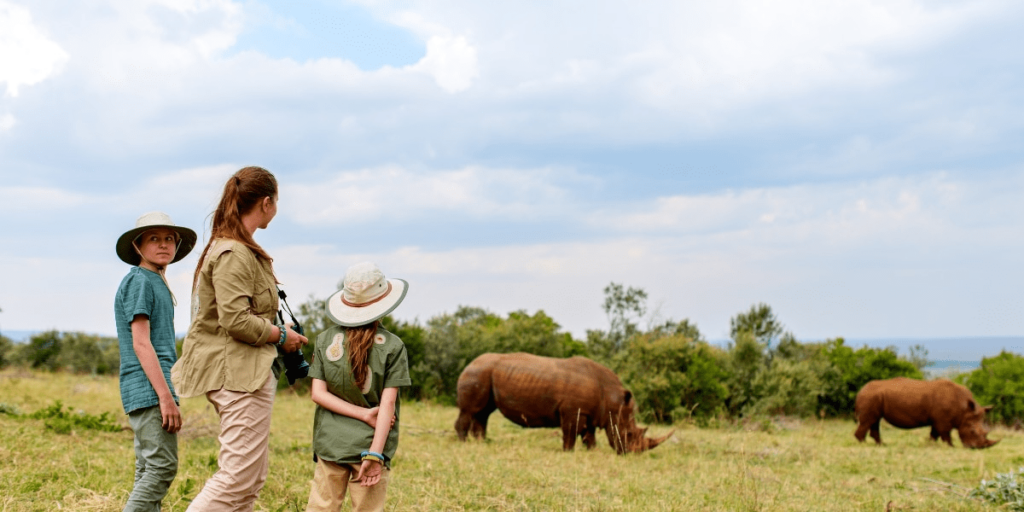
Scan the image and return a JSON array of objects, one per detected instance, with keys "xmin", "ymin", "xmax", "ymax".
[{"xmin": 124, "ymin": 405, "xmax": 178, "ymax": 512}]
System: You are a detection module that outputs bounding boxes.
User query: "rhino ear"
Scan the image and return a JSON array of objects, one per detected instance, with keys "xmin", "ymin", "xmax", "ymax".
[
  {"xmin": 623, "ymin": 390, "xmax": 633, "ymax": 405},
  {"xmin": 967, "ymin": 400, "xmax": 977, "ymax": 411},
  {"xmin": 983, "ymin": 405, "xmax": 994, "ymax": 414}
]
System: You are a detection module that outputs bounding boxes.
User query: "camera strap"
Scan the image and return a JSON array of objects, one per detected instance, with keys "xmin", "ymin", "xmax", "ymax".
[{"xmin": 276, "ymin": 287, "xmax": 303, "ymax": 333}]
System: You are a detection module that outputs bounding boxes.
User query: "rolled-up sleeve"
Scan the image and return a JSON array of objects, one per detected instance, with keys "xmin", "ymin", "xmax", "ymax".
[{"xmin": 211, "ymin": 249, "xmax": 273, "ymax": 346}]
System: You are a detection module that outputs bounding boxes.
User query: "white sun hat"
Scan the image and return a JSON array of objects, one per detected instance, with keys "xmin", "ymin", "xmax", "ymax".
[
  {"xmin": 116, "ymin": 211, "xmax": 197, "ymax": 266},
  {"xmin": 326, "ymin": 262, "xmax": 408, "ymax": 327}
]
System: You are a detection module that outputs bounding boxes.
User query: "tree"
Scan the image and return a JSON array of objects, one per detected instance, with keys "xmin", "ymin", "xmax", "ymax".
[
  {"xmin": 590, "ymin": 282, "xmax": 648, "ymax": 360},
  {"xmin": 730, "ymin": 303, "xmax": 784, "ymax": 349}
]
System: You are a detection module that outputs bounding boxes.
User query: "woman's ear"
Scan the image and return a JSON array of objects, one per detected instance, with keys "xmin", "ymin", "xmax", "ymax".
[{"xmin": 263, "ymin": 196, "xmax": 273, "ymax": 211}]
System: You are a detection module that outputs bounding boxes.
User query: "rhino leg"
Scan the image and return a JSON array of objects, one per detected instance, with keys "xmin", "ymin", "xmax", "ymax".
[
  {"xmin": 929, "ymin": 426, "xmax": 940, "ymax": 442},
  {"xmin": 869, "ymin": 422, "xmax": 882, "ymax": 444},
  {"xmin": 582, "ymin": 425, "xmax": 598, "ymax": 450},
  {"xmin": 854, "ymin": 417, "xmax": 882, "ymax": 444},
  {"xmin": 455, "ymin": 403, "xmax": 496, "ymax": 441},
  {"xmin": 560, "ymin": 413, "xmax": 590, "ymax": 451}
]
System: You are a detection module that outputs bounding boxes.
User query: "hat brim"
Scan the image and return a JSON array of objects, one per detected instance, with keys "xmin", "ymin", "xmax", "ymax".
[
  {"xmin": 116, "ymin": 225, "xmax": 198, "ymax": 266},
  {"xmin": 326, "ymin": 279, "xmax": 408, "ymax": 327}
]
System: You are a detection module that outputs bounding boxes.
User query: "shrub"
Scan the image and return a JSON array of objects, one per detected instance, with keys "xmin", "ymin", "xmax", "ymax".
[
  {"xmin": 969, "ymin": 466, "xmax": 1024, "ymax": 511},
  {"xmin": 744, "ymin": 358, "xmax": 827, "ymax": 418},
  {"xmin": 26, "ymin": 401, "xmax": 123, "ymax": 435},
  {"xmin": 956, "ymin": 351, "xmax": 1024, "ymax": 425},
  {"xmin": 620, "ymin": 333, "xmax": 729, "ymax": 423},
  {"xmin": 0, "ymin": 334, "xmax": 13, "ymax": 369},
  {"xmin": 10, "ymin": 331, "xmax": 120, "ymax": 374}
]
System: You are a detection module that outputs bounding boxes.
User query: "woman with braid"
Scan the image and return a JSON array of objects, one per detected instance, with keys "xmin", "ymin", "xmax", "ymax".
[
  {"xmin": 305, "ymin": 262, "xmax": 411, "ymax": 512},
  {"xmin": 171, "ymin": 166, "xmax": 307, "ymax": 511}
]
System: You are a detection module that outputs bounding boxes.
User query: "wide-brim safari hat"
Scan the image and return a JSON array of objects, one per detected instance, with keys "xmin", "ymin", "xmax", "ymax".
[
  {"xmin": 116, "ymin": 211, "xmax": 197, "ymax": 266},
  {"xmin": 326, "ymin": 262, "xmax": 408, "ymax": 327}
]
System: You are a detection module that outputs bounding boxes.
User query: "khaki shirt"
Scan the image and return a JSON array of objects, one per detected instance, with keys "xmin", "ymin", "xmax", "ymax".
[{"xmin": 171, "ymin": 239, "xmax": 279, "ymax": 397}]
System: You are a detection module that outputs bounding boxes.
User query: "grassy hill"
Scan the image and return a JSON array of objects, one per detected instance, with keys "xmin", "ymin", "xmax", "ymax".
[{"xmin": 1, "ymin": 369, "xmax": 1020, "ymax": 511}]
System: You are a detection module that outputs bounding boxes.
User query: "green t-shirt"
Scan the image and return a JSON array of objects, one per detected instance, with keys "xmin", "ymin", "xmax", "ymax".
[
  {"xmin": 309, "ymin": 325, "xmax": 411, "ymax": 468},
  {"xmin": 114, "ymin": 266, "xmax": 178, "ymax": 414}
]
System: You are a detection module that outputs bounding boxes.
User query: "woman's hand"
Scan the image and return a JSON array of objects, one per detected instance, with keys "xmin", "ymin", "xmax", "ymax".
[
  {"xmin": 280, "ymin": 325, "xmax": 308, "ymax": 353},
  {"xmin": 355, "ymin": 458, "xmax": 383, "ymax": 487}
]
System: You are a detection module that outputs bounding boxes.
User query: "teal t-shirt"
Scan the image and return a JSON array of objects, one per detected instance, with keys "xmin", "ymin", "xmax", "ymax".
[
  {"xmin": 309, "ymin": 325, "xmax": 411, "ymax": 468},
  {"xmin": 114, "ymin": 266, "xmax": 178, "ymax": 414}
]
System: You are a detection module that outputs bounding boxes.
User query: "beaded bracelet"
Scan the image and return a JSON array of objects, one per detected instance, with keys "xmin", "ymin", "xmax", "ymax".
[
  {"xmin": 360, "ymin": 450, "xmax": 385, "ymax": 464},
  {"xmin": 277, "ymin": 324, "xmax": 287, "ymax": 345}
]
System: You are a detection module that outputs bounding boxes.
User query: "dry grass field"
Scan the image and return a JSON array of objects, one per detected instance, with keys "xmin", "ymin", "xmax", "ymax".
[{"xmin": 1, "ymin": 369, "xmax": 1021, "ymax": 511}]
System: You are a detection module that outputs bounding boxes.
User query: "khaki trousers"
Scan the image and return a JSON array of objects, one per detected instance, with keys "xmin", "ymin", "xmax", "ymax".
[
  {"xmin": 305, "ymin": 460, "xmax": 389, "ymax": 512},
  {"xmin": 187, "ymin": 373, "xmax": 276, "ymax": 512}
]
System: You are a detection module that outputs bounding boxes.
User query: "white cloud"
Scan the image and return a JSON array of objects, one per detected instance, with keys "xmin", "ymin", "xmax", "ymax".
[
  {"xmin": 410, "ymin": 35, "xmax": 479, "ymax": 93},
  {"xmin": 0, "ymin": 1, "xmax": 68, "ymax": 97},
  {"xmin": 285, "ymin": 165, "xmax": 579, "ymax": 225}
]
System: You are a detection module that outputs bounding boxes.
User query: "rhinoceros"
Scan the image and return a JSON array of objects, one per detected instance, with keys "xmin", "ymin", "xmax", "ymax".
[
  {"xmin": 455, "ymin": 353, "xmax": 673, "ymax": 454},
  {"xmin": 854, "ymin": 377, "xmax": 998, "ymax": 449}
]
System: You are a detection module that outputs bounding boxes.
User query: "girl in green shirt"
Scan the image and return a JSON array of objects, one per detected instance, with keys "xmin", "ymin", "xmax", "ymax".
[{"xmin": 306, "ymin": 262, "xmax": 411, "ymax": 512}]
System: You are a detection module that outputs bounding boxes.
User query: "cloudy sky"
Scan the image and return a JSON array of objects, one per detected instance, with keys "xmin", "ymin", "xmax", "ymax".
[{"xmin": 1, "ymin": 0, "xmax": 1021, "ymax": 348}]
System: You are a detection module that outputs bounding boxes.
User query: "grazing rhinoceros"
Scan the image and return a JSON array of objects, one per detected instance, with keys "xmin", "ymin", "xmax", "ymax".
[
  {"xmin": 455, "ymin": 353, "xmax": 673, "ymax": 454},
  {"xmin": 854, "ymin": 377, "xmax": 998, "ymax": 449}
]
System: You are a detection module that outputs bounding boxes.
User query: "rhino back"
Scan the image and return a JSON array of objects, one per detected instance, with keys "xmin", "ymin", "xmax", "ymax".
[
  {"xmin": 489, "ymin": 353, "xmax": 606, "ymax": 428},
  {"xmin": 860, "ymin": 378, "xmax": 974, "ymax": 428}
]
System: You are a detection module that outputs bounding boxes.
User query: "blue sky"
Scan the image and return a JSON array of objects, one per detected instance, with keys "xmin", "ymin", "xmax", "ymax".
[{"xmin": 0, "ymin": 0, "xmax": 1022, "ymax": 348}]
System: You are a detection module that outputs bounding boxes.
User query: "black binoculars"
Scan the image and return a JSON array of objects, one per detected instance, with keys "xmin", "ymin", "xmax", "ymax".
[{"xmin": 278, "ymin": 324, "xmax": 310, "ymax": 385}]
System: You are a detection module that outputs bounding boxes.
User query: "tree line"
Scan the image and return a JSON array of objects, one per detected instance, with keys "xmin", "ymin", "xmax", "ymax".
[{"xmin": 2, "ymin": 284, "xmax": 1022, "ymax": 425}]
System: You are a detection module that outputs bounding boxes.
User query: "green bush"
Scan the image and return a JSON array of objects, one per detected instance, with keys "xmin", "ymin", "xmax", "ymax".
[
  {"xmin": 26, "ymin": 401, "xmax": 123, "ymax": 435},
  {"xmin": 0, "ymin": 334, "xmax": 13, "ymax": 369},
  {"xmin": 956, "ymin": 351, "xmax": 1024, "ymax": 425},
  {"xmin": 10, "ymin": 331, "xmax": 120, "ymax": 374},
  {"xmin": 724, "ymin": 331, "xmax": 766, "ymax": 416},
  {"xmin": 620, "ymin": 333, "xmax": 729, "ymax": 423},
  {"xmin": 744, "ymin": 358, "xmax": 828, "ymax": 418}
]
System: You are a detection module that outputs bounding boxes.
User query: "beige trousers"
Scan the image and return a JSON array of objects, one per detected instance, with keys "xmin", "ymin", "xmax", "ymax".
[
  {"xmin": 305, "ymin": 460, "xmax": 389, "ymax": 512},
  {"xmin": 187, "ymin": 373, "xmax": 276, "ymax": 512}
]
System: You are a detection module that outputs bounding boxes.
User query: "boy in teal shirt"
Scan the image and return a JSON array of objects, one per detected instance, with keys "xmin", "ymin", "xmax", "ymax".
[{"xmin": 114, "ymin": 212, "xmax": 196, "ymax": 511}]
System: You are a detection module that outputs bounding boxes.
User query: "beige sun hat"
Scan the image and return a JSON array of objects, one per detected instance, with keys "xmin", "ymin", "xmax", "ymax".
[
  {"xmin": 116, "ymin": 211, "xmax": 197, "ymax": 266},
  {"xmin": 326, "ymin": 262, "xmax": 408, "ymax": 327}
]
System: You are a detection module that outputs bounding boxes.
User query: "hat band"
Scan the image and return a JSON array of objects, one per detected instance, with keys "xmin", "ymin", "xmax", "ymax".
[{"xmin": 341, "ymin": 281, "xmax": 392, "ymax": 308}]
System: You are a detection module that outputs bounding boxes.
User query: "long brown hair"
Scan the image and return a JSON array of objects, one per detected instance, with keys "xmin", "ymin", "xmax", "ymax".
[
  {"xmin": 346, "ymin": 320, "xmax": 380, "ymax": 389},
  {"xmin": 192, "ymin": 166, "xmax": 278, "ymax": 288}
]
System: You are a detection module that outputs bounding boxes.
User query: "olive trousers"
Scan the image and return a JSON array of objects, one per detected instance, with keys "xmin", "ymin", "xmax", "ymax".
[{"xmin": 124, "ymin": 405, "xmax": 178, "ymax": 512}]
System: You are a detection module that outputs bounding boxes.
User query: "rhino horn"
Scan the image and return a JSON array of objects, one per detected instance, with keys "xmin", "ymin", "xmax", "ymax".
[{"xmin": 643, "ymin": 429, "xmax": 675, "ymax": 451}]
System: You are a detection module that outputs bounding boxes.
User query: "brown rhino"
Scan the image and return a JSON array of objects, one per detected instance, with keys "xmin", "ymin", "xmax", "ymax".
[
  {"xmin": 455, "ymin": 353, "xmax": 673, "ymax": 454},
  {"xmin": 854, "ymin": 377, "xmax": 998, "ymax": 449}
]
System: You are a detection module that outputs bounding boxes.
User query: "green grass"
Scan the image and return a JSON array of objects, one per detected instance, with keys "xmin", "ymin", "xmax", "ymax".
[{"xmin": 2, "ymin": 368, "xmax": 1022, "ymax": 511}]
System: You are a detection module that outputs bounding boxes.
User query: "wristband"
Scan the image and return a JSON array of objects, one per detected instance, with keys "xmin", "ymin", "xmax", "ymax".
[
  {"xmin": 360, "ymin": 450, "xmax": 386, "ymax": 463},
  {"xmin": 277, "ymin": 324, "xmax": 287, "ymax": 345}
]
